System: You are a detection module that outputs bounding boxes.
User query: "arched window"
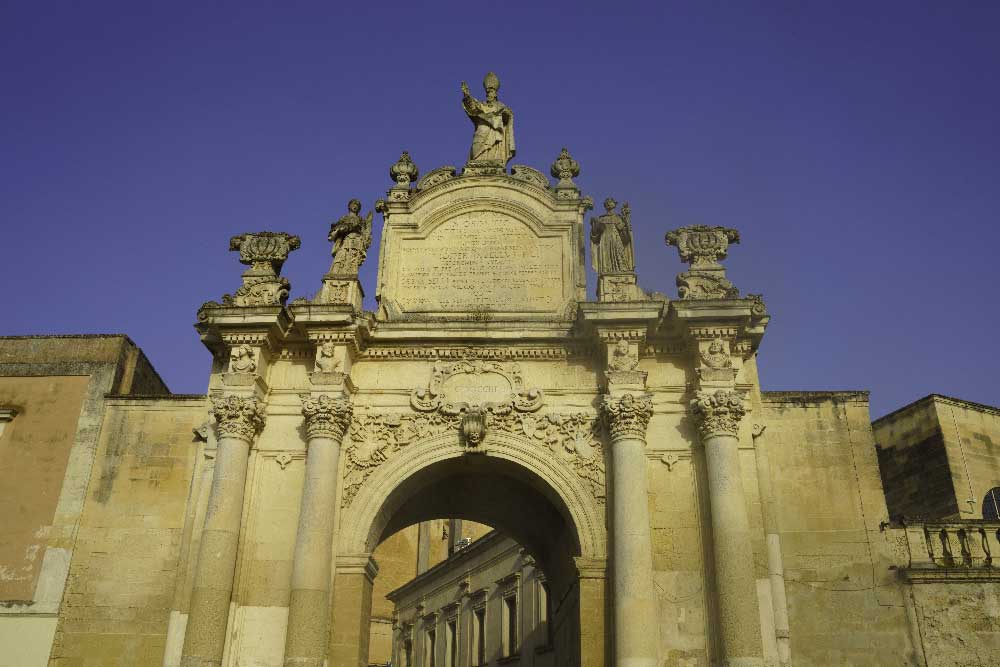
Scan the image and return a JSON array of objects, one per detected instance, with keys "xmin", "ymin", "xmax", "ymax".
[{"xmin": 983, "ymin": 488, "xmax": 1000, "ymax": 520}]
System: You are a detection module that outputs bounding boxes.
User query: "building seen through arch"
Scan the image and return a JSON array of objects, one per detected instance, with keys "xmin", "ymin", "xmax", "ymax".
[{"xmin": 1, "ymin": 75, "xmax": 1000, "ymax": 666}]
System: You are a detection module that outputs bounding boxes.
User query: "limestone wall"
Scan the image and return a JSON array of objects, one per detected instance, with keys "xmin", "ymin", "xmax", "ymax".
[
  {"xmin": 759, "ymin": 391, "xmax": 917, "ymax": 665},
  {"xmin": 47, "ymin": 396, "xmax": 204, "ymax": 667}
]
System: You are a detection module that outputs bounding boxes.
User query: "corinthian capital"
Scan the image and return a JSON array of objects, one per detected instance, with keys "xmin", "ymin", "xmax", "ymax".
[
  {"xmin": 211, "ymin": 395, "xmax": 266, "ymax": 443},
  {"xmin": 601, "ymin": 393, "xmax": 653, "ymax": 441},
  {"xmin": 301, "ymin": 394, "xmax": 353, "ymax": 441},
  {"xmin": 690, "ymin": 390, "xmax": 746, "ymax": 439}
]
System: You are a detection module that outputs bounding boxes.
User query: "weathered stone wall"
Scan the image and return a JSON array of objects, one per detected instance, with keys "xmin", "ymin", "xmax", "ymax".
[
  {"xmin": 47, "ymin": 396, "xmax": 204, "ymax": 667},
  {"xmin": 908, "ymin": 581, "xmax": 1000, "ymax": 667},
  {"xmin": 759, "ymin": 391, "xmax": 917, "ymax": 665},
  {"xmin": 932, "ymin": 397, "xmax": 1000, "ymax": 519}
]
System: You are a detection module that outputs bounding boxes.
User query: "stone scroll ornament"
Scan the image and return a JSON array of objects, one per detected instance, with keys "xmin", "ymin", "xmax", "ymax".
[
  {"xmin": 211, "ymin": 396, "xmax": 266, "ymax": 443},
  {"xmin": 198, "ymin": 232, "xmax": 301, "ymax": 315},
  {"xmin": 601, "ymin": 393, "xmax": 653, "ymax": 441},
  {"xmin": 664, "ymin": 225, "xmax": 741, "ymax": 300},
  {"xmin": 690, "ymin": 389, "xmax": 747, "ymax": 439},
  {"xmin": 301, "ymin": 394, "xmax": 353, "ymax": 441}
]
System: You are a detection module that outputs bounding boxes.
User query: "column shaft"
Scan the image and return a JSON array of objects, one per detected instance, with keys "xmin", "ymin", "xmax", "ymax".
[
  {"xmin": 180, "ymin": 434, "xmax": 252, "ymax": 667},
  {"xmin": 704, "ymin": 433, "xmax": 763, "ymax": 666},
  {"xmin": 284, "ymin": 436, "xmax": 339, "ymax": 667}
]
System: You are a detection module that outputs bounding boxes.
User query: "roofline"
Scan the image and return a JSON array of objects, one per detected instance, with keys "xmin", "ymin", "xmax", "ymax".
[
  {"xmin": 873, "ymin": 393, "xmax": 1000, "ymax": 426},
  {"xmin": 385, "ymin": 530, "xmax": 506, "ymax": 602}
]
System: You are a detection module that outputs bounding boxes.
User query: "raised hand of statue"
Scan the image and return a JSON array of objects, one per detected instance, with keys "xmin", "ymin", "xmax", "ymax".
[{"xmin": 461, "ymin": 81, "xmax": 470, "ymax": 98}]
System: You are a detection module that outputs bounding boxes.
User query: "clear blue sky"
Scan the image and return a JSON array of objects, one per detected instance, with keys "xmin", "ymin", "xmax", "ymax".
[{"xmin": 2, "ymin": 2, "xmax": 997, "ymax": 417}]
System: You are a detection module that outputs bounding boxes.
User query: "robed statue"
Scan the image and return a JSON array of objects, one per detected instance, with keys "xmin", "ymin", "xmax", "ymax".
[
  {"xmin": 329, "ymin": 199, "xmax": 373, "ymax": 276},
  {"xmin": 590, "ymin": 198, "xmax": 635, "ymax": 274},
  {"xmin": 461, "ymin": 72, "xmax": 515, "ymax": 164}
]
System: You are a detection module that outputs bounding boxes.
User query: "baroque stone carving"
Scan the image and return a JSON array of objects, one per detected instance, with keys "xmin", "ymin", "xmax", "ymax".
[
  {"xmin": 550, "ymin": 147, "xmax": 580, "ymax": 189},
  {"xmin": 314, "ymin": 342, "xmax": 341, "ymax": 373},
  {"xmin": 301, "ymin": 394, "xmax": 352, "ymax": 440},
  {"xmin": 340, "ymin": 409, "xmax": 606, "ymax": 508},
  {"xmin": 608, "ymin": 340, "xmax": 638, "ymax": 372},
  {"xmin": 690, "ymin": 389, "xmax": 747, "ymax": 439},
  {"xmin": 510, "ymin": 165, "xmax": 550, "ymax": 189},
  {"xmin": 229, "ymin": 344, "xmax": 257, "ymax": 374},
  {"xmin": 200, "ymin": 232, "xmax": 300, "ymax": 313},
  {"xmin": 601, "ymin": 393, "xmax": 653, "ymax": 441},
  {"xmin": 329, "ymin": 199, "xmax": 374, "ymax": 277},
  {"xmin": 460, "ymin": 407, "xmax": 487, "ymax": 447},
  {"xmin": 461, "ymin": 72, "xmax": 515, "ymax": 167},
  {"xmin": 416, "ymin": 166, "xmax": 457, "ymax": 191},
  {"xmin": 410, "ymin": 357, "xmax": 543, "ymax": 416},
  {"xmin": 698, "ymin": 337, "xmax": 737, "ymax": 383},
  {"xmin": 275, "ymin": 453, "xmax": 293, "ymax": 470},
  {"xmin": 590, "ymin": 198, "xmax": 635, "ymax": 275},
  {"xmin": 390, "ymin": 151, "xmax": 419, "ymax": 187},
  {"xmin": 211, "ymin": 395, "xmax": 266, "ymax": 443},
  {"xmin": 665, "ymin": 225, "xmax": 741, "ymax": 300}
]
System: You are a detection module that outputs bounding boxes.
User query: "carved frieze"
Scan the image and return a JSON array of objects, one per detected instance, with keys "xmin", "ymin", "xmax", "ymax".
[
  {"xmin": 690, "ymin": 389, "xmax": 746, "ymax": 440},
  {"xmin": 301, "ymin": 394, "xmax": 352, "ymax": 441},
  {"xmin": 510, "ymin": 165, "xmax": 550, "ymax": 190},
  {"xmin": 211, "ymin": 395, "xmax": 266, "ymax": 443},
  {"xmin": 415, "ymin": 166, "xmax": 457, "ymax": 191},
  {"xmin": 601, "ymin": 393, "xmax": 653, "ymax": 441}
]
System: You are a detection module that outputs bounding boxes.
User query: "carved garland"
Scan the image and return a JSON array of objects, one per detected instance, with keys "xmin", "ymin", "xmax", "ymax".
[
  {"xmin": 340, "ymin": 410, "xmax": 606, "ymax": 508},
  {"xmin": 690, "ymin": 389, "xmax": 746, "ymax": 439},
  {"xmin": 301, "ymin": 394, "xmax": 353, "ymax": 440},
  {"xmin": 211, "ymin": 395, "xmax": 266, "ymax": 443}
]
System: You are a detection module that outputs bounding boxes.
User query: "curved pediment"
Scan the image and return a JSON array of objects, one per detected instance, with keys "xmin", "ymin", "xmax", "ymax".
[{"xmin": 377, "ymin": 173, "xmax": 588, "ymax": 322}]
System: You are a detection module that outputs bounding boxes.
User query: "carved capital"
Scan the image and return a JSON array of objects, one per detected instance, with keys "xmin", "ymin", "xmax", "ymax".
[
  {"xmin": 601, "ymin": 393, "xmax": 653, "ymax": 442},
  {"xmin": 301, "ymin": 394, "xmax": 353, "ymax": 441},
  {"xmin": 690, "ymin": 389, "xmax": 746, "ymax": 440},
  {"xmin": 211, "ymin": 396, "xmax": 266, "ymax": 443}
]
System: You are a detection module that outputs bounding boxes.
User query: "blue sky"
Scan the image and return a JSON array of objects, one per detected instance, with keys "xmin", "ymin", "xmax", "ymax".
[{"xmin": 2, "ymin": 1, "xmax": 997, "ymax": 417}]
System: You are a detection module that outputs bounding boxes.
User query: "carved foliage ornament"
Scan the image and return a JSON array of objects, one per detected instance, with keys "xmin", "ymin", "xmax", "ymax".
[
  {"xmin": 601, "ymin": 393, "xmax": 653, "ymax": 441},
  {"xmin": 301, "ymin": 394, "xmax": 353, "ymax": 440},
  {"xmin": 211, "ymin": 395, "xmax": 266, "ymax": 443},
  {"xmin": 410, "ymin": 357, "xmax": 543, "ymax": 417},
  {"xmin": 665, "ymin": 225, "xmax": 740, "ymax": 269},
  {"xmin": 199, "ymin": 232, "xmax": 300, "ymax": 314},
  {"xmin": 690, "ymin": 389, "xmax": 747, "ymax": 440}
]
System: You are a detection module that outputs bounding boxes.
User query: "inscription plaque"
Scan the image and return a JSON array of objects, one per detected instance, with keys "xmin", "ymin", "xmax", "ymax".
[{"xmin": 395, "ymin": 211, "xmax": 564, "ymax": 313}]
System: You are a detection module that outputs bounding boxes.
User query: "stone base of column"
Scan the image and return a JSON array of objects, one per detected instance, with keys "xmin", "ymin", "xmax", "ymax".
[{"xmin": 284, "ymin": 587, "xmax": 331, "ymax": 667}]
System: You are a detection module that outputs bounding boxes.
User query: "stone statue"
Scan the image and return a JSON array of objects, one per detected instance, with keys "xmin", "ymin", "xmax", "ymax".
[
  {"xmin": 314, "ymin": 342, "xmax": 341, "ymax": 373},
  {"xmin": 700, "ymin": 338, "xmax": 732, "ymax": 370},
  {"xmin": 461, "ymin": 72, "xmax": 515, "ymax": 165},
  {"xmin": 229, "ymin": 345, "xmax": 256, "ymax": 374},
  {"xmin": 329, "ymin": 199, "xmax": 373, "ymax": 276},
  {"xmin": 590, "ymin": 198, "xmax": 635, "ymax": 274}
]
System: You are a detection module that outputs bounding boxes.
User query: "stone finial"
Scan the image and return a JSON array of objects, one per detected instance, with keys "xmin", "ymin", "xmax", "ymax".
[
  {"xmin": 210, "ymin": 232, "xmax": 300, "ymax": 307},
  {"xmin": 211, "ymin": 395, "xmax": 266, "ymax": 443},
  {"xmin": 390, "ymin": 151, "xmax": 419, "ymax": 187},
  {"xmin": 601, "ymin": 393, "xmax": 653, "ymax": 441},
  {"xmin": 690, "ymin": 389, "xmax": 746, "ymax": 440},
  {"xmin": 550, "ymin": 147, "xmax": 580, "ymax": 188},
  {"xmin": 665, "ymin": 225, "xmax": 741, "ymax": 300},
  {"xmin": 301, "ymin": 394, "xmax": 352, "ymax": 441}
]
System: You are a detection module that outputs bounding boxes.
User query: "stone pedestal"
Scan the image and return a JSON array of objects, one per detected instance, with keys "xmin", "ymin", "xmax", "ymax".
[
  {"xmin": 597, "ymin": 273, "xmax": 646, "ymax": 302},
  {"xmin": 314, "ymin": 274, "xmax": 364, "ymax": 312},
  {"xmin": 328, "ymin": 554, "xmax": 379, "ymax": 667},
  {"xmin": 180, "ymin": 396, "xmax": 264, "ymax": 667},
  {"xmin": 692, "ymin": 390, "xmax": 763, "ymax": 667},
  {"xmin": 603, "ymin": 393, "xmax": 657, "ymax": 667},
  {"xmin": 283, "ymin": 395, "xmax": 352, "ymax": 667}
]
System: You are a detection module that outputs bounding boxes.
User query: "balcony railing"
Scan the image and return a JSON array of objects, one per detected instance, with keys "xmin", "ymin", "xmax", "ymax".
[{"xmin": 894, "ymin": 521, "xmax": 1000, "ymax": 580}]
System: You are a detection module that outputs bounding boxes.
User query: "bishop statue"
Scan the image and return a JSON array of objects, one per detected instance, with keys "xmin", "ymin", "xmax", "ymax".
[{"xmin": 461, "ymin": 72, "xmax": 515, "ymax": 165}]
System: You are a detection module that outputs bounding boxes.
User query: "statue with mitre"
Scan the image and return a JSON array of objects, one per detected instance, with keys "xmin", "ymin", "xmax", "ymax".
[{"xmin": 461, "ymin": 72, "xmax": 515, "ymax": 165}]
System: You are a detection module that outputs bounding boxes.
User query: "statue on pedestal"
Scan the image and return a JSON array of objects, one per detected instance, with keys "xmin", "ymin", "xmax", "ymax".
[
  {"xmin": 461, "ymin": 72, "xmax": 515, "ymax": 165},
  {"xmin": 329, "ymin": 199, "xmax": 373, "ymax": 276},
  {"xmin": 590, "ymin": 198, "xmax": 635, "ymax": 275}
]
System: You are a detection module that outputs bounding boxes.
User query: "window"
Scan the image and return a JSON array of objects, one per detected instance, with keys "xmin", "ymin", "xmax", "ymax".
[
  {"xmin": 984, "ymin": 488, "xmax": 1000, "ymax": 520},
  {"xmin": 446, "ymin": 618, "xmax": 457, "ymax": 667},
  {"xmin": 473, "ymin": 606, "xmax": 486, "ymax": 666},
  {"xmin": 537, "ymin": 579, "xmax": 551, "ymax": 648},
  {"xmin": 503, "ymin": 594, "xmax": 518, "ymax": 657},
  {"xmin": 426, "ymin": 628, "xmax": 436, "ymax": 667}
]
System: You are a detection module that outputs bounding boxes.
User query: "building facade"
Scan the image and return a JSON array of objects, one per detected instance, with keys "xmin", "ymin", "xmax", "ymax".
[{"xmin": 1, "ymin": 76, "xmax": 999, "ymax": 667}]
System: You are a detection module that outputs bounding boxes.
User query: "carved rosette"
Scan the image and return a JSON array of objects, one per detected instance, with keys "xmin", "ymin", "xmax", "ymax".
[
  {"xmin": 690, "ymin": 389, "xmax": 747, "ymax": 440},
  {"xmin": 601, "ymin": 393, "xmax": 653, "ymax": 442},
  {"xmin": 301, "ymin": 394, "xmax": 353, "ymax": 441},
  {"xmin": 211, "ymin": 395, "xmax": 266, "ymax": 443}
]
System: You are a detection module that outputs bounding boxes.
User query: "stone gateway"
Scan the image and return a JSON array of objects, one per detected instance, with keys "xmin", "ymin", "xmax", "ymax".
[{"xmin": 1, "ymin": 74, "xmax": 1000, "ymax": 667}]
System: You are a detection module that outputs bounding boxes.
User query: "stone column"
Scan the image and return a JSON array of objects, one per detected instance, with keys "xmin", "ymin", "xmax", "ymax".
[
  {"xmin": 603, "ymin": 393, "xmax": 657, "ymax": 667},
  {"xmin": 181, "ymin": 396, "xmax": 265, "ymax": 667},
  {"xmin": 691, "ymin": 389, "xmax": 763, "ymax": 667},
  {"xmin": 284, "ymin": 395, "xmax": 353, "ymax": 667}
]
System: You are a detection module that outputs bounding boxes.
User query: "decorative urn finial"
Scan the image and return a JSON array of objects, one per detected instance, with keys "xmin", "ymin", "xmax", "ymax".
[
  {"xmin": 390, "ymin": 151, "xmax": 419, "ymax": 187},
  {"xmin": 550, "ymin": 147, "xmax": 580, "ymax": 189}
]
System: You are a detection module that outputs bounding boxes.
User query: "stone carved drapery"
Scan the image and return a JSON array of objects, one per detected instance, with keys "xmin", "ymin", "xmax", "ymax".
[
  {"xmin": 211, "ymin": 395, "xmax": 266, "ymax": 443},
  {"xmin": 329, "ymin": 200, "xmax": 374, "ymax": 277},
  {"xmin": 301, "ymin": 394, "xmax": 353, "ymax": 441},
  {"xmin": 590, "ymin": 198, "xmax": 635, "ymax": 275},
  {"xmin": 601, "ymin": 393, "xmax": 653, "ymax": 441},
  {"xmin": 690, "ymin": 389, "xmax": 747, "ymax": 439},
  {"xmin": 461, "ymin": 72, "xmax": 515, "ymax": 166},
  {"xmin": 340, "ymin": 410, "xmax": 606, "ymax": 508}
]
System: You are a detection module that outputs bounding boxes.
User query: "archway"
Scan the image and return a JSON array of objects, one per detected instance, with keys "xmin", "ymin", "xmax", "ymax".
[{"xmin": 333, "ymin": 433, "xmax": 608, "ymax": 667}]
